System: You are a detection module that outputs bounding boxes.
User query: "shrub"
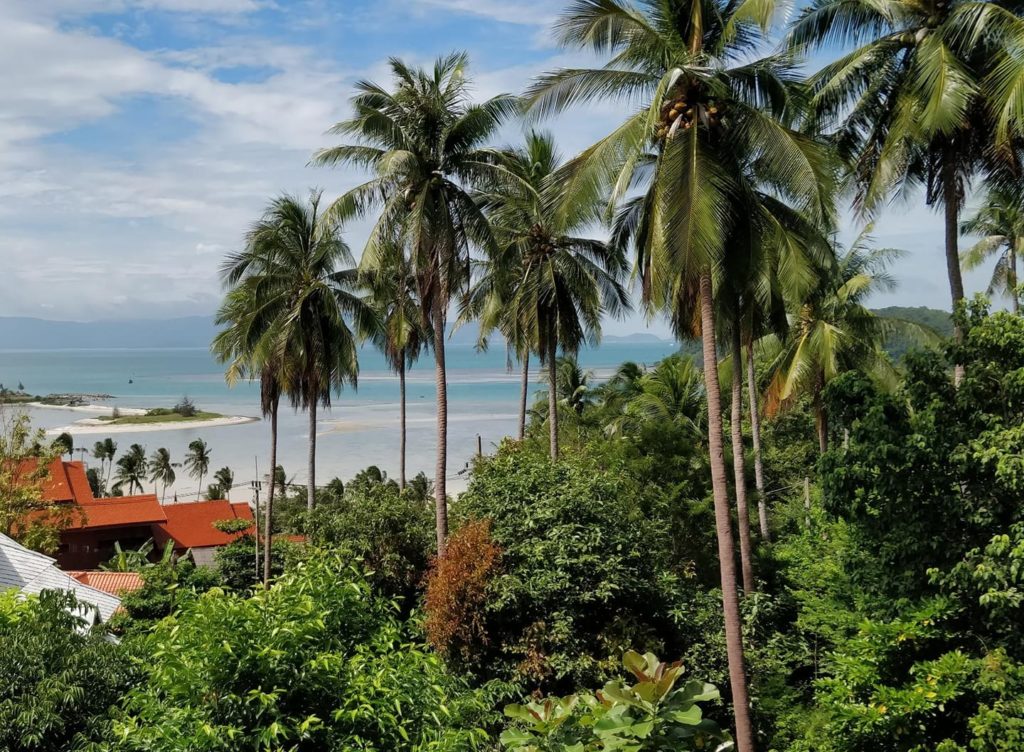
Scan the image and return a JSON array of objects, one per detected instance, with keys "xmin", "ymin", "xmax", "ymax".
[
  {"xmin": 425, "ymin": 519, "xmax": 502, "ymax": 662},
  {"xmin": 214, "ymin": 534, "xmax": 297, "ymax": 591},
  {"xmin": 500, "ymin": 651, "xmax": 730, "ymax": 752},
  {"xmin": 108, "ymin": 557, "xmax": 491, "ymax": 751},
  {"xmin": 0, "ymin": 590, "xmax": 139, "ymax": 750},
  {"xmin": 173, "ymin": 396, "xmax": 197, "ymax": 417}
]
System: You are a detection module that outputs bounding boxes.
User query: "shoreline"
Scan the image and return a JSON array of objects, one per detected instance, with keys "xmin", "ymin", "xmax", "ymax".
[
  {"xmin": 45, "ymin": 415, "xmax": 259, "ymax": 435},
  {"xmin": 27, "ymin": 402, "xmax": 149, "ymax": 416}
]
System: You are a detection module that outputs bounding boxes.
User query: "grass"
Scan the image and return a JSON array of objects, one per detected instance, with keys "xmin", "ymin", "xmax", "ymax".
[{"xmin": 98, "ymin": 411, "xmax": 225, "ymax": 425}]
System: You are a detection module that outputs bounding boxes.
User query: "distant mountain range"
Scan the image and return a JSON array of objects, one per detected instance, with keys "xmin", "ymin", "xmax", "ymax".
[{"xmin": 0, "ymin": 316, "xmax": 674, "ymax": 351}]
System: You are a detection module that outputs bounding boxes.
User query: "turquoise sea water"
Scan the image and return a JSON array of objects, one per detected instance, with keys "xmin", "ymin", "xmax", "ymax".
[{"xmin": 0, "ymin": 342, "xmax": 679, "ymax": 499}]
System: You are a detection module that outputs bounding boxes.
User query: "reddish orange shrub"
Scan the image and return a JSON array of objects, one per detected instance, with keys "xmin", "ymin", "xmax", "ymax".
[{"xmin": 423, "ymin": 519, "xmax": 501, "ymax": 663}]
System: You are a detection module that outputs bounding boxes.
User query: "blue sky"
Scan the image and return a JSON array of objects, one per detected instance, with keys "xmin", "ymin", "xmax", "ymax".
[{"xmin": 0, "ymin": 0, "xmax": 994, "ymax": 335}]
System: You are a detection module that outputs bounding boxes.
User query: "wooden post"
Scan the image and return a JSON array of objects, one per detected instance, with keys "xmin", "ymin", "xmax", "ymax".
[{"xmin": 804, "ymin": 476, "xmax": 812, "ymax": 530}]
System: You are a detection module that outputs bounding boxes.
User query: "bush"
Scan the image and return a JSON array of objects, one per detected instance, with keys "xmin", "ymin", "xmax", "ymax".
[
  {"xmin": 0, "ymin": 590, "xmax": 139, "ymax": 750},
  {"xmin": 500, "ymin": 651, "xmax": 730, "ymax": 752},
  {"xmin": 173, "ymin": 396, "xmax": 197, "ymax": 417},
  {"xmin": 108, "ymin": 558, "xmax": 491, "ymax": 751},
  {"xmin": 428, "ymin": 442, "xmax": 687, "ymax": 691},
  {"xmin": 214, "ymin": 534, "xmax": 297, "ymax": 591}
]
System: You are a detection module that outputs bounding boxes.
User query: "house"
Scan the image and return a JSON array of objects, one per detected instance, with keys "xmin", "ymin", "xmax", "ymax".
[
  {"xmin": 0, "ymin": 531, "xmax": 122, "ymax": 624},
  {"xmin": 29, "ymin": 458, "xmax": 253, "ymax": 570},
  {"xmin": 153, "ymin": 499, "xmax": 255, "ymax": 566},
  {"xmin": 66, "ymin": 570, "xmax": 144, "ymax": 598}
]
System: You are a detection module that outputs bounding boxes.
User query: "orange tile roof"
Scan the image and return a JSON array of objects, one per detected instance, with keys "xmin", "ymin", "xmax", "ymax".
[
  {"xmin": 64, "ymin": 495, "xmax": 167, "ymax": 530},
  {"xmin": 67, "ymin": 571, "xmax": 144, "ymax": 596},
  {"xmin": 153, "ymin": 500, "xmax": 255, "ymax": 549}
]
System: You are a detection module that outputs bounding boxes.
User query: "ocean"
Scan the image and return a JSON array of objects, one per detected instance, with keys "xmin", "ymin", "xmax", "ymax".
[{"xmin": 0, "ymin": 341, "xmax": 679, "ymax": 501}]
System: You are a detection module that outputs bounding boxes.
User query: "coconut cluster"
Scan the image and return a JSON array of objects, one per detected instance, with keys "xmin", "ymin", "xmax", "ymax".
[
  {"xmin": 528, "ymin": 223, "xmax": 556, "ymax": 256},
  {"xmin": 655, "ymin": 92, "xmax": 722, "ymax": 142}
]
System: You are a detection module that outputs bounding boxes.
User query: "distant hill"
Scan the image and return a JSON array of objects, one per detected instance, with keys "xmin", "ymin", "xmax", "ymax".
[{"xmin": 0, "ymin": 316, "xmax": 218, "ymax": 350}]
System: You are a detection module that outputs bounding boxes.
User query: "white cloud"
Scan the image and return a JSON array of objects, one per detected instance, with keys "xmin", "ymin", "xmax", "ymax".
[{"xmin": 411, "ymin": 0, "xmax": 557, "ymax": 26}]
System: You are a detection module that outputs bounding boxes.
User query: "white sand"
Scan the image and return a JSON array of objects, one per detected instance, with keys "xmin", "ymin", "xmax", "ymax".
[
  {"xmin": 28, "ymin": 402, "xmax": 148, "ymax": 416},
  {"xmin": 45, "ymin": 415, "xmax": 259, "ymax": 435}
]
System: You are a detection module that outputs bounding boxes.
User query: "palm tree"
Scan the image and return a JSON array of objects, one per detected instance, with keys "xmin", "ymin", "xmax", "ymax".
[
  {"xmin": 787, "ymin": 0, "xmax": 1024, "ymax": 359},
  {"xmin": 219, "ymin": 192, "xmax": 375, "ymax": 513},
  {"xmin": 148, "ymin": 448, "xmax": 175, "ymax": 502},
  {"xmin": 470, "ymin": 130, "xmax": 630, "ymax": 460},
  {"xmin": 529, "ymin": 2, "xmax": 837, "ymax": 747},
  {"xmin": 214, "ymin": 467, "xmax": 234, "ymax": 496},
  {"xmin": 114, "ymin": 444, "xmax": 147, "ymax": 495},
  {"xmin": 764, "ymin": 230, "xmax": 922, "ymax": 452},
  {"xmin": 314, "ymin": 53, "xmax": 519, "ymax": 554},
  {"xmin": 961, "ymin": 185, "xmax": 1024, "ymax": 313},
  {"xmin": 362, "ymin": 240, "xmax": 430, "ymax": 489},
  {"xmin": 607, "ymin": 355, "xmax": 705, "ymax": 437},
  {"xmin": 53, "ymin": 432, "xmax": 73, "ymax": 461},
  {"xmin": 184, "ymin": 439, "xmax": 211, "ymax": 501},
  {"xmin": 93, "ymin": 438, "xmax": 117, "ymax": 496}
]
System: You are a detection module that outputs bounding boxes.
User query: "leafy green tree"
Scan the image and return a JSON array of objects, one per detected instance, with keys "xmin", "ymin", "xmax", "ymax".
[
  {"xmin": 361, "ymin": 240, "xmax": 429, "ymax": 489},
  {"xmin": 115, "ymin": 443, "xmax": 148, "ymax": 496},
  {"xmin": 183, "ymin": 439, "xmax": 210, "ymax": 501},
  {"xmin": 0, "ymin": 590, "xmax": 139, "ymax": 751},
  {"xmin": 961, "ymin": 184, "xmax": 1024, "ymax": 313},
  {"xmin": 109, "ymin": 558, "xmax": 491, "ymax": 751},
  {"xmin": 0, "ymin": 415, "xmax": 69, "ymax": 552},
  {"xmin": 314, "ymin": 52, "xmax": 518, "ymax": 553},
  {"xmin": 529, "ymin": 2, "xmax": 836, "ymax": 744},
  {"xmin": 148, "ymin": 447, "xmax": 175, "ymax": 501}
]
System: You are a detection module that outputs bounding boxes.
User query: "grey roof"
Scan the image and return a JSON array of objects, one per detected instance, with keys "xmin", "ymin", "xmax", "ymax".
[{"xmin": 0, "ymin": 532, "xmax": 122, "ymax": 624}]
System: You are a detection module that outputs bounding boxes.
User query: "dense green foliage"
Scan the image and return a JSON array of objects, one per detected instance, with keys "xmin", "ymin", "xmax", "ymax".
[{"xmin": 0, "ymin": 591, "xmax": 138, "ymax": 751}]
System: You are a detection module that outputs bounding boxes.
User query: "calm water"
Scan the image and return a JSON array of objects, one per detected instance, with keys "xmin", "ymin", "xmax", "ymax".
[{"xmin": 0, "ymin": 342, "xmax": 678, "ymax": 500}]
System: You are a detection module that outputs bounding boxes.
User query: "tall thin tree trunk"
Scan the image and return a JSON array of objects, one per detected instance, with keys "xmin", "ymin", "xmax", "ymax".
[
  {"xmin": 747, "ymin": 343, "xmax": 769, "ymax": 541},
  {"xmin": 264, "ymin": 397, "xmax": 278, "ymax": 588},
  {"xmin": 399, "ymin": 356, "xmax": 407, "ymax": 491},
  {"xmin": 698, "ymin": 274, "xmax": 756, "ymax": 752},
  {"xmin": 814, "ymin": 396, "xmax": 828, "ymax": 454},
  {"xmin": 943, "ymin": 159, "xmax": 965, "ymax": 384},
  {"xmin": 1010, "ymin": 246, "xmax": 1019, "ymax": 314},
  {"xmin": 196, "ymin": 473, "xmax": 203, "ymax": 501},
  {"xmin": 730, "ymin": 326, "xmax": 755, "ymax": 593},
  {"xmin": 518, "ymin": 352, "xmax": 529, "ymax": 441},
  {"xmin": 433, "ymin": 297, "xmax": 449, "ymax": 556},
  {"xmin": 307, "ymin": 399, "xmax": 317, "ymax": 512},
  {"xmin": 547, "ymin": 333, "xmax": 559, "ymax": 461}
]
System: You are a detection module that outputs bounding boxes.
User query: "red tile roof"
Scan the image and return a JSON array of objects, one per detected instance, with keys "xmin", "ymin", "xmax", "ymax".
[
  {"xmin": 67, "ymin": 571, "xmax": 144, "ymax": 596},
  {"xmin": 153, "ymin": 500, "xmax": 255, "ymax": 549}
]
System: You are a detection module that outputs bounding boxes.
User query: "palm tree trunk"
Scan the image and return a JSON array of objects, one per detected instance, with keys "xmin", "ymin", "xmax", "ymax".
[
  {"xmin": 698, "ymin": 274, "xmax": 756, "ymax": 752},
  {"xmin": 433, "ymin": 296, "xmax": 449, "ymax": 556},
  {"xmin": 196, "ymin": 473, "xmax": 203, "ymax": 501},
  {"xmin": 547, "ymin": 332, "xmax": 559, "ymax": 461},
  {"xmin": 399, "ymin": 356, "xmax": 407, "ymax": 491},
  {"xmin": 730, "ymin": 326, "xmax": 755, "ymax": 594},
  {"xmin": 1010, "ymin": 246, "xmax": 1019, "ymax": 314},
  {"xmin": 518, "ymin": 352, "xmax": 529, "ymax": 441},
  {"xmin": 264, "ymin": 397, "xmax": 278, "ymax": 588},
  {"xmin": 307, "ymin": 399, "xmax": 317, "ymax": 512},
  {"xmin": 747, "ymin": 343, "xmax": 769, "ymax": 541},
  {"xmin": 814, "ymin": 394, "xmax": 828, "ymax": 454},
  {"xmin": 943, "ymin": 158, "xmax": 966, "ymax": 384}
]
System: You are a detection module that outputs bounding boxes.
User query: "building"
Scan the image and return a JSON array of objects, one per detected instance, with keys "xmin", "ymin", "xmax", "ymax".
[
  {"xmin": 0, "ymin": 531, "xmax": 122, "ymax": 624},
  {"xmin": 32, "ymin": 458, "xmax": 253, "ymax": 570}
]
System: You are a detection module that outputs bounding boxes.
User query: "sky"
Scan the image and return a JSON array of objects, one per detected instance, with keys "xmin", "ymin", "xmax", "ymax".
[{"xmin": 0, "ymin": 0, "xmax": 997, "ymax": 337}]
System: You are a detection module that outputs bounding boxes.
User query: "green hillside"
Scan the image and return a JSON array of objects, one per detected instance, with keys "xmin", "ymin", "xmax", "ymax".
[{"xmin": 873, "ymin": 306, "xmax": 952, "ymax": 360}]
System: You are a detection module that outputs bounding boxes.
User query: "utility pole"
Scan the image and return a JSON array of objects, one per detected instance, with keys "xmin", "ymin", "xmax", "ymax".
[
  {"xmin": 477, "ymin": 434, "xmax": 483, "ymax": 458},
  {"xmin": 251, "ymin": 478, "xmax": 262, "ymax": 583}
]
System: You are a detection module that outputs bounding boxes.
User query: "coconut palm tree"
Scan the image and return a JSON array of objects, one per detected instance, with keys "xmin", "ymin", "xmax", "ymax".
[
  {"xmin": 213, "ymin": 467, "xmax": 234, "ymax": 495},
  {"xmin": 313, "ymin": 53, "xmax": 519, "ymax": 553},
  {"xmin": 114, "ymin": 443, "xmax": 147, "ymax": 495},
  {"xmin": 528, "ymin": 2, "xmax": 837, "ymax": 747},
  {"xmin": 219, "ymin": 192, "xmax": 375, "ymax": 513},
  {"xmin": 362, "ymin": 240, "xmax": 430, "ymax": 489},
  {"xmin": 92, "ymin": 438, "xmax": 117, "ymax": 496},
  {"xmin": 148, "ymin": 448, "xmax": 175, "ymax": 501},
  {"xmin": 764, "ymin": 230, "xmax": 924, "ymax": 452},
  {"xmin": 787, "ymin": 0, "xmax": 1024, "ymax": 358},
  {"xmin": 184, "ymin": 439, "xmax": 211, "ymax": 501},
  {"xmin": 961, "ymin": 185, "xmax": 1024, "ymax": 313},
  {"xmin": 470, "ymin": 130, "xmax": 630, "ymax": 460},
  {"xmin": 52, "ymin": 432, "xmax": 73, "ymax": 461},
  {"xmin": 607, "ymin": 355, "xmax": 705, "ymax": 437}
]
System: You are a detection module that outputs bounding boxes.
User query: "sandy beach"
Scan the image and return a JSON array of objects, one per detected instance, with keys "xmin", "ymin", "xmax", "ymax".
[
  {"xmin": 28, "ymin": 402, "xmax": 148, "ymax": 416},
  {"xmin": 45, "ymin": 415, "xmax": 259, "ymax": 435}
]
